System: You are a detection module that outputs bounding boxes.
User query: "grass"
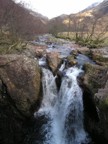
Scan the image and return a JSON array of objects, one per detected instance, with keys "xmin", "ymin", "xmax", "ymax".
[
  {"xmin": 57, "ymin": 32, "xmax": 108, "ymax": 48},
  {"xmin": 0, "ymin": 40, "xmax": 27, "ymax": 54},
  {"xmin": 0, "ymin": 31, "xmax": 27, "ymax": 54}
]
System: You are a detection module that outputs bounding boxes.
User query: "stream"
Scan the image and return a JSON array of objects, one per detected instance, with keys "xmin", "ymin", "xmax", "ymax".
[{"xmin": 31, "ymin": 34, "xmax": 96, "ymax": 144}]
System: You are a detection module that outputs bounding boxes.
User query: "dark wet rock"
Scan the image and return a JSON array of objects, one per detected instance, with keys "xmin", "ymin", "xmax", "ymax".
[
  {"xmin": 0, "ymin": 83, "xmax": 28, "ymax": 144},
  {"xmin": 46, "ymin": 41, "xmax": 52, "ymax": 45},
  {"xmin": 78, "ymin": 74, "xmax": 99, "ymax": 122},
  {"xmin": 55, "ymin": 71, "xmax": 63, "ymax": 90},
  {"xmin": 84, "ymin": 84, "xmax": 108, "ymax": 143},
  {"xmin": 67, "ymin": 55, "xmax": 77, "ymax": 66},
  {"xmin": 83, "ymin": 62, "xmax": 108, "ymax": 143},
  {"xmin": 24, "ymin": 115, "xmax": 50, "ymax": 144},
  {"xmin": 93, "ymin": 78, "xmax": 108, "ymax": 142},
  {"xmin": 0, "ymin": 54, "xmax": 42, "ymax": 144}
]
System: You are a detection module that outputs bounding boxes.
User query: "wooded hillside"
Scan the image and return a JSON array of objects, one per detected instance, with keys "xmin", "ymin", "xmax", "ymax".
[{"xmin": 0, "ymin": 0, "xmax": 48, "ymax": 40}]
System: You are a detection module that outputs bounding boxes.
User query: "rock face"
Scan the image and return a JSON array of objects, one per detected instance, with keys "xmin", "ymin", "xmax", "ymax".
[
  {"xmin": 90, "ymin": 47, "xmax": 108, "ymax": 66},
  {"xmin": 83, "ymin": 63, "xmax": 108, "ymax": 143},
  {"xmin": 94, "ymin": 78, "xmax": 108, "ymax": 142},
  {"xmin": 84, "ymin": 63, "xmax": 108, "ymax": 94},
  {"xmin": 0, "ymin": 54, "xmax": 41, "ymax": 144},
  {"xmin": 72, "ymin": 46, "xmax": 90, "ymax": 56},
  {"xmin": 0, "ymin": 54, "xmax": 41, "ymax": 116},
  {"xmin": 46, "ymin": 51, "xmax": 62, "ymax": 73},
  {"xmin": 26, "ymin": 44, "xmax": 47, "ymax": 58},
  {"xmin": 67, "ymin": 55, "xmax": 77, "ymax": 66}
]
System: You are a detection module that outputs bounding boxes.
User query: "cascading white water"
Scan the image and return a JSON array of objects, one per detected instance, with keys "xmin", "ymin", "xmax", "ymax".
[
  {"xmin": 34, "ymin": 66, "xmax": 90, "ymax": 144},
  {"xmin": 57, "ymin": 67, "xmax": 89, "ymax": 144}
]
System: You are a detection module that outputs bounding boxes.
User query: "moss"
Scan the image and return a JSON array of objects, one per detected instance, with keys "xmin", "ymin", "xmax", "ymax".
[
  {"xmin": 67, "ymin": 55, "xmax": 77, "ymax": 66},
  {"xmin": 0, "ymin": 41, "xmax": 27, "ymax": 54},
  {"xmin": 99, "ymin": 98, "xmax": 108, "ymax": 110}
]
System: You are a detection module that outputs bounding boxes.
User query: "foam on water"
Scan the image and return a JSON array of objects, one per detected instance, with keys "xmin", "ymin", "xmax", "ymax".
[{"xmin": 34, "ymin": 65, "xmax": 90, "ymax": 144}]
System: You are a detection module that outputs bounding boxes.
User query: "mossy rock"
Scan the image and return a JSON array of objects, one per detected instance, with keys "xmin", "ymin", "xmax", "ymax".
[
  {"xmin": 90, "ymin": 48, "xmax": 108, "ymax": 66},
  {"xmin": 0, "ymin": 41, "xmax": 27, "ymax": 54},
  {"xmin": 99, "ymin": 99, "xmax": 108, "ymax": 110},
  {"xmin": 93, "ymin": 54, "xmax": 108, "ymax": 63},
  {"xmin": 94, "ymin": 97, "xmax": 108, "ymax": 141},
  {"xmin": 67, "ymin": 55, "xmax": 77, "ymax": 66}
]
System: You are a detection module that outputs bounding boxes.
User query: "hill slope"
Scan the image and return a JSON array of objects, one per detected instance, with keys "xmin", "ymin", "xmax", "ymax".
[
  {"xmin": 0, "ymin": 0, "xmax": 49, "ymax": 40},
  {"xmin": 48, "ymin": 0, "xmax": 108, "ymax": 35}
]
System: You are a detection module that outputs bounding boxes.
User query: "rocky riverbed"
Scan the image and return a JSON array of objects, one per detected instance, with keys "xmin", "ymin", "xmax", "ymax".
[{"xmin": 0, "ymin": 34, "xmax": 108, "ymax": 144}]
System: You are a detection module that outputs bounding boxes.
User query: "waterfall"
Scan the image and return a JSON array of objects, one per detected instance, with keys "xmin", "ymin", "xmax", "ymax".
[
  {"xmin": 57, "ymin": 67, "xmax": 89, "ymax": 144},
  {"xmin": 34, "ymin": 66, "xmax": 90, "ymax": 144}
]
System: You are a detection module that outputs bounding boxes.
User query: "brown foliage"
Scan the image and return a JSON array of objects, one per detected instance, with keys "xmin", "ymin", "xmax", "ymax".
[{"xmin": 0, "ymin": 0, "xmax": 48, "ymax": 40}]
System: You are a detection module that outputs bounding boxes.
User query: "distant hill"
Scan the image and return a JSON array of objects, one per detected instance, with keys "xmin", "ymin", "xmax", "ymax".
[
  {"xmin": 14, "ymin": 1, "xmax": 49, "ymax": 37},
  {"xmin": 48, "ymin": 14, "xmax": 69, "ymax": 34},
  {"xmin": 48, "ymin": 0, "xmax": 108, "ymax": 34},
  {"xmin": 82, "ymin": 2, "xmax": 100, "ymax": 12},
  {"xmin": 94, "ymin": 0, "xmax": 108, "ymax": 15},
  {"xmin": 1, "ymin": 0, "xmax": 107, "ymax": 39},
  {"xmin": 0, "ymin": 0, "xmax": 49, "ymax": 40}
]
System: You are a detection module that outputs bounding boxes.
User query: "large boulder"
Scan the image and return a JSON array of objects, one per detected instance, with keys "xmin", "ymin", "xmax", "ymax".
[
  {"xmin": 0, "ymin": 54, "xmax": 41, "ymax": 144},
  {"xmin": 0, "ymin": 54, "xmax": 41, "ymax": 117},
  {"xmin": 83, "ymin": 63, "xmax": 108, "ymax": 143},
  {"xmin": 83, "ymin": 63, "xmax": 108, "ymax": 94},
  {"xmin": 26, "ymin": 44, "xmax": 47, "ymax": 58},
  {"xmin": 90, "ymin": 47, "xmax": 108, "ymax": 66},
  {"xmin": 93, "ymin": 78, "xmax": 108, "ymax": 142},
  {"xmin": 72, "ymin": 46, "xmax": 90, "ymax": 56},
  {"xmin": 46, "ymin": 51, "xmax": 62, "ymax": 73},
  {"xmin": 67, "ymin": 55, "xmax": 77, "ymax": 66}
]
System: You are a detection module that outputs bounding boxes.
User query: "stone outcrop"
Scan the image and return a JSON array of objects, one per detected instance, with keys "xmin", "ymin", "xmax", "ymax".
[
  {"xmin": 93, "ymin": 78, "xmax": 108, "ymax": 142},
  {"xmin": 83, "ymin": 63, "xmax": 108, "ymax": 94},
  {"xmin": 90, "ymin": 47, "xmax": 108, "ymax": 66},
  {"xmin": 0, "ymin": 54, "xmax": 41, "ymax": 117},
  {"xmin": 67, "ymin": 55, "xmax": 77, "ymax": 66},
  {"xmin": 0, "ymin": 54, "xmax": 41, "ymax": 144},
  {"xmin": 72, "ymin": 46, "xmax": 90, "ymax": 56},
  {"xmin": 25, "ymin": 44, "xmax": 47, "ymax": 58},
  {"xmin": 46, "ymin": 51, "xmax": 62, "ymax": 73},
  {"xmin": 83, "ymin": 62, "xmax": 108, "ymax": 143}
]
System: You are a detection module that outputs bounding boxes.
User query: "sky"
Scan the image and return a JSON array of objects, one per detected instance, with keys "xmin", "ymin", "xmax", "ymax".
[{"xmin": 15, "ymin": 0, "xmax": 103, "ymax": 19}]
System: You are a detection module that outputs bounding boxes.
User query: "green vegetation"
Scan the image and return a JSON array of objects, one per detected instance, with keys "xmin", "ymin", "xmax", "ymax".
[
  {"xmin": 100, "ymin": 99, "xmax": 108, "ymax": 109},
  {"xmin": 0, "ymin": 31, "xmax": 27, "ymax": 54},
  {"xmin": 49, "ymin": 1, "xmax": 108, "ymax": 49}
]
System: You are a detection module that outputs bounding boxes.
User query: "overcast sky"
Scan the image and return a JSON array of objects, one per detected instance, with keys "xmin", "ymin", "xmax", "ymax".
[{"xmin": 15, "ymin": 0, "xmax": 103, "ymax": 19}]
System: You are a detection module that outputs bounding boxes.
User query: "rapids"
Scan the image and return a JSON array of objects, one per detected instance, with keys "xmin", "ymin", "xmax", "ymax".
[{"xmin": 34, "ymin": 64, "xmax": 90, "ymax": 144}]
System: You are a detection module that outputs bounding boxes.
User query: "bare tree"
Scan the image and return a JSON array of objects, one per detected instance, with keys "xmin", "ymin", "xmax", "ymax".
[
  {"xmin": 0, "ymin": 0, "xmax": 48, "ymax": 41},
  {"xmin": 70, "ymin": 12, "xmax": 108, "ymax": 47}
]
